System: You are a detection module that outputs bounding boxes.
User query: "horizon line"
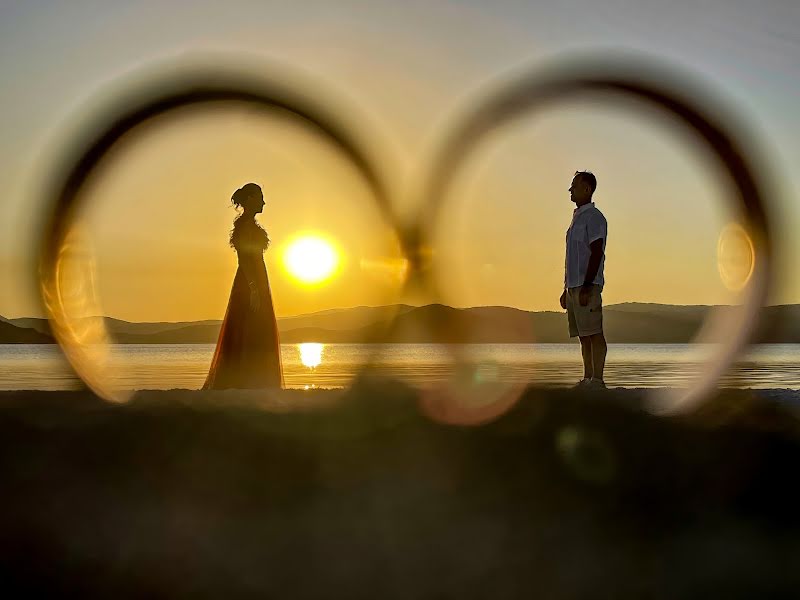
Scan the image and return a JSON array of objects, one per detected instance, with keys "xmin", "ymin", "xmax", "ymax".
[{"xmin": 3, "ymin": 300, "xmax": 798, "ymax": 325}]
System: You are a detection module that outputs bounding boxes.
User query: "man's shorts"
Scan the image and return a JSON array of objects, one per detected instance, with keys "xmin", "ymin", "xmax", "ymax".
[{"xmin": 566, "ymin": 284, "xmax": 603, "ymax": 338}]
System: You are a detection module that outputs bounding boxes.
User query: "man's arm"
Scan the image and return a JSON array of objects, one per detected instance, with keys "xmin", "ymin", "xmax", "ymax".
[
  {"xmin": 584, "ymin": 238, "xmax": 604, "ymax": 286},
  {"xmin": 561, "ymin": 230, "xmax": 569, "ymax": 309},
  {"xmin": 579, "ymin": 238, "xmax": 604, "ymax": 306},
  {"xmin": 560, "ymin": 248, "xmax": 568, "ymax": 309}
]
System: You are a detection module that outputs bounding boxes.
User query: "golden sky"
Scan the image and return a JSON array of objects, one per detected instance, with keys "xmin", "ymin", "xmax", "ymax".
[
  {"xmin": 50, "ymin": 100, "xmax": 743, "ymax": 322},
  {"xmin": 73, "ymin": 107, "xmax": 407, "ymax": 321},
  {"xmin": 1, "ymin": 1, "xmax": 797, "ymax": 321}
]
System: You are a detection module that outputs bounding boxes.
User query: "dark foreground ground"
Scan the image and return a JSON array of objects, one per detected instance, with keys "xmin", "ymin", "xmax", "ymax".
[{"xmin": 2, "ymin": 383, "xmax": 800, "ymax": 598}]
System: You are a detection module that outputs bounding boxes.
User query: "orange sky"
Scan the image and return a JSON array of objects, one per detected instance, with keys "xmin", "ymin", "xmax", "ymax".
[
  {"xmin": 46, "ymin": 100, "xmax": 746, "ymax": 322},
  {"xmin": 75, "ymin": 107, "xmax": 407, "ymax": 321},
  {"xmin": 1, "ymin": 2, "xmax": 796, "ymax": 321}
]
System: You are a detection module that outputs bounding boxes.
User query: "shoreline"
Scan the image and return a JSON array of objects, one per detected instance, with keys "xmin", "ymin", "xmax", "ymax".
[{"xmin": 3, "ymin": 385, "xmax": 799, "ymax": 413}]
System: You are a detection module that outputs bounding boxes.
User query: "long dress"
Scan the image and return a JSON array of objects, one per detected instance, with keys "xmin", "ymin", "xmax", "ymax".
[{"xmin": 203, "ymin": 216, "xmax": 284, "ymax": 389}]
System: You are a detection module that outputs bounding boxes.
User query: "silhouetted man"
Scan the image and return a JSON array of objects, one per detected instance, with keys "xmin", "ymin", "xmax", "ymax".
[{"xmin": 560, "ymin": 171, "xmax": 608, "ymax": 389}]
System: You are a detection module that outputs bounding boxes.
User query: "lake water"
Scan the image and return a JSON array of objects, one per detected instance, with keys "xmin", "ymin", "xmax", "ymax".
[{"xmin": 1, "ymin": 343, "xmax": 800, "ymax": 391}]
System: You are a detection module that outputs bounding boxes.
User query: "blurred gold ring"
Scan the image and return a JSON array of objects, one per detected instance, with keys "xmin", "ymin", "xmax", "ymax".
[
  {"xmin": 414, "ymin": 53, "xmax": 775, "ymax": 415},
  {"xmin": 38, "ymin": 58, "xmax": 400, "ymax": 401}
]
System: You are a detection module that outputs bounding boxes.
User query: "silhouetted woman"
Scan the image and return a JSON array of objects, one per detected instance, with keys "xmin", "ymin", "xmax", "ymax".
[{"xmin": 203, "ymin": 183, "xmax": 283, "ymax": 389}]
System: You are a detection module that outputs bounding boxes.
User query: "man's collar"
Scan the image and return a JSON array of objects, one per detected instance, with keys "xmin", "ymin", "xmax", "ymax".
[{"xmin": 573, "ymin": 201, "xmax": 594, "ymax": 215}]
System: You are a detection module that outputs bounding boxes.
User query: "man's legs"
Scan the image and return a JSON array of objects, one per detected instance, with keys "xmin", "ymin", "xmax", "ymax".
[
  {"xmin": 589, "ymin": 332, "xmax": 607, "ymax": 382},
  {"xmin": 579, "ymin": 335, "xmax": 593, "ymax": 380}
]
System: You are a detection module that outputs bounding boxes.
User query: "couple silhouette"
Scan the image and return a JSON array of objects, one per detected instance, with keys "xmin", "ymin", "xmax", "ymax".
[
  {"xmin": 204, "ymin": 172, "xmax": 608, "ymax": 391},
  {"xmin": 203, "ymin": 183, "xmax": 284, "ymax": 390}
]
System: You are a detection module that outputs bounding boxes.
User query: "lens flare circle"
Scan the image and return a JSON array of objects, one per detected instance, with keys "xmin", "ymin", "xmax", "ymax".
[
  {"xmin": 717, "ymin": 222, "xmax": 755, "ymax": 292},
  {"xmin": 283, "ymin": 235, "xmax": 339, "ymax": 284}
]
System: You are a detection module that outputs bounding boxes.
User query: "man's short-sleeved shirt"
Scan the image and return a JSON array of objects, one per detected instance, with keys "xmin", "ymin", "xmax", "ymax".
[{"xmin": 565, "ymin": 202, "xmax": 607, "ymax": 288}]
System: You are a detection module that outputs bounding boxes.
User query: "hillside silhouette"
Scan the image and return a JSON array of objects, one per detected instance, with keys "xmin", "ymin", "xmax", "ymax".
[
  {"xmin": 0, "ymin": 319, "xmax": 53, "ymax": 344},
  {"xmin": 2, "ymin": 303, "xmax": 800, "ymax": 344}
]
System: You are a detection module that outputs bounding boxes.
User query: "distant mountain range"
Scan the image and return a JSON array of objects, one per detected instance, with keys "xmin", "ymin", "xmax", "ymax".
[
  {"xmin": 0, "ymin": 319, "xmax": 54, "ymax": 344},
  {"xmin": 2, "ymin": 303, "xmax": 800, "ymax": 344}
]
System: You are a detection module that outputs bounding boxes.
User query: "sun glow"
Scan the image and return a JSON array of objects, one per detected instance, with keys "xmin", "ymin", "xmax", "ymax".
[
  {"xmin": 283, "ymin": 235, "xmax": 340, "ymax": 284},
  {"xmin": 298, "ymin": 343, "xmax": 324, "ymax": 369}
]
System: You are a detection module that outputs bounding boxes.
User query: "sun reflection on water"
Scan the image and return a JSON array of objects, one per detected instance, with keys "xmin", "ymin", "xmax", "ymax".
[{"xmin": 298, "ymin": 343, "xmax": 324, "ymax": 369}]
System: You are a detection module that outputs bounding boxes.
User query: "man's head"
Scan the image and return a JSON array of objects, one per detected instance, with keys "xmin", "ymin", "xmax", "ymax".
[{"xmin": 569, "ymin": 171, "xmax": 597, "ymax": 206}]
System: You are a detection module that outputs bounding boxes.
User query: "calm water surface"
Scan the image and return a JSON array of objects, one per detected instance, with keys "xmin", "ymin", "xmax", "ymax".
[{"xmin": 1, "ymin": 343, "xmax": 799, "ymax": 391}]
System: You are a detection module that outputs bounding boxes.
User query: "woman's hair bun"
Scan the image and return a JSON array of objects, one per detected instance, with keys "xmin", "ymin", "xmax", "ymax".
[{"xmin": 231, "ymin": 182, "xmax": 261, "ymax": 207}]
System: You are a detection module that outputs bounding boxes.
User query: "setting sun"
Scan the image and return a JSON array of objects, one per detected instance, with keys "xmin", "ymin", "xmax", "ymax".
[{"xmin": 283, "ymin": 235, "xmax": 340, "ymax": 284}]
